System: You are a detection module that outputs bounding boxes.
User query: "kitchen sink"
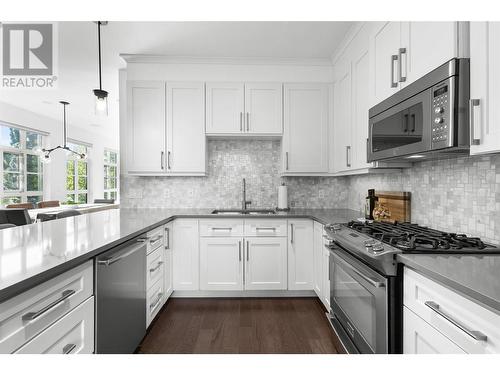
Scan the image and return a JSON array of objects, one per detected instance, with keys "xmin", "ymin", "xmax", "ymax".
[{"xmin": 211, "ymin": 209, "xmax": 277, "ymax": 215}]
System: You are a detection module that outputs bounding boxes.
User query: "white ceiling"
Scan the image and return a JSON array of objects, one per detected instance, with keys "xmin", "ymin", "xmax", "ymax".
[{"xmin": 0, "ymin": 21, "xmax": 353, "ymax": 133}]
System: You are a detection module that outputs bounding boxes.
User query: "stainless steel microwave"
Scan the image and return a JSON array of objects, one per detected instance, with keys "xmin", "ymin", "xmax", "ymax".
[{"xmin": 367, "ymin": 58, "xmax": 470, "ymax": 162}]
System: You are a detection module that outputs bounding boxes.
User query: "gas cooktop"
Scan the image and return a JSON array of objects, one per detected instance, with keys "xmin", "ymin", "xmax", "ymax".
[{"xmin": 346, "ymin": 221, "xmax": 499, "ymax": 253}]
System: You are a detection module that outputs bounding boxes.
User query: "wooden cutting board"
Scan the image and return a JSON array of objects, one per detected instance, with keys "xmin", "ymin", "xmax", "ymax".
[{"xmin": 373, "ymin": 191, "xmax": 411, "ymax": 223}]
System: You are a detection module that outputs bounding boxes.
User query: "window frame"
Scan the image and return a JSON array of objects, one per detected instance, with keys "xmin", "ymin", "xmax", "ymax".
[
  {"xmin": 0, "ymin": 123, "xmax": 45, "ymax": 206},
  {"xmin": 103, "ymin": 148, "xmax": 119, "ymax": 202},
  {"xmin": 65, "ymin": 141, "xmax": 90, "ymax": 205}
]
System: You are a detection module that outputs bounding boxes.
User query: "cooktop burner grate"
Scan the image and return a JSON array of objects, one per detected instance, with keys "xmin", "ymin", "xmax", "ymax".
[{"xmin": 346, "ymin": 221, "xmax": 494, "ymax": 252}]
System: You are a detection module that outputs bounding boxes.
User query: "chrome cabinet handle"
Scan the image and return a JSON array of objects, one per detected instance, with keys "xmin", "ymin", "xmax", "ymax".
[
  {"xmin": 470, "ymin": 99, "xmax": 481, "ymax": 146},
  {"xmin": 160, "ymin": 151, "xmax": 164, "ymax": 170},
  {"xmin": 97, "ymin": 241, "xmax": 146, "ymax": 266},
  {"xmin": 285, "ymin": 152, "xmax": 289, "ymax": 170},
  {"xmin": 246, "ymin": 240, "xmax": 249, "ymax": 261},
  {"xmin": 149, "ymin": 234, "xmax": 163, "ymax": 247},
  {"xmin": 256, "ymin": 227, "xmax": 276, "ymax": 232},
  {"xmin": 150, "ymin": 292, "xmax": 164, "ymax": 312},
  {"xmin": 346, "ymin": 146, "xmax": 351, "ymax": 167},
  {"xmin": 62, "ymin": 343, "xmax": 76, "ymax": 354},
  {"xmin": 240, "ymin": 112, "xmax": 243, "ymax": 131},
  {"xmin": 22, "ymin": 289, "xmax": 76, "ymax": 321},
  {"xmin": 211, "ymin": 227, "xmax": 232, "ymax": 231},
  {"xmin": 167, "ymin": 151, "xmax": 171, "ymax": 169},
  {"xmin": 398, "ymin": 48, "xmax": 407, "ymax": 83},
  {"xmin": 290, "ymin": 223, "xmax": 294, "ymax": 244},
  {"xmin": 239, "ymin": 240, "xmax": 242, "ymax": 262},
  {"xmin": 246, "ymin": 112, "xmax": 250, "ymax": 131},
  {"xmin": 424, "ymin": 301, "xmax": 487, "ymax": 341},
  {"xmin": 390, "ymin": 54, "xmax": 398, "ymax": 88},
  {"xmin": 164, "ymin": 227, "xmax": 170, "ymax": 249},
  {"xmin": 149, "ymin": 261, "xmax": 164, "ymax": 273}
]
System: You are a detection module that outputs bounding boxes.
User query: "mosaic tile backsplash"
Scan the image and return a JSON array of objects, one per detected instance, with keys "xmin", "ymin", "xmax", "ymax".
[
  {"xmin": 121, "ymin": 140, "xmax": 500, "ymax": 245},
  {"xmin": 120, "ymin": 140, "xmax": 350, "ymax": 210}
]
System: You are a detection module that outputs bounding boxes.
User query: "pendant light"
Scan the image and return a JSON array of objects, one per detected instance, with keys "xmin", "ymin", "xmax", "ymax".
[
  {"xmin": 36, "ymin": 101, "xmax": 87, "ymax": 163},
  {"xmin": 93, "ymin": 21, "xmax": 108, "ymax": 116}
]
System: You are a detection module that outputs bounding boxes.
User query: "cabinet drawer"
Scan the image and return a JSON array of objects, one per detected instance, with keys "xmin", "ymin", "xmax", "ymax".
[
  {"xmin": 404, "ymin": 306, "xmax": 465, "ymax": 354},
  {"xmin": 0, "ymin": 261, "xmax": 93, "ymax": 354},
  {"xmin": 14, "ymin": 297, "xmax": 94, "ymax": 354},
  {"xmin": 199, "ymin": 219, "xmax": 244, "ymax": 237},
  {"xmin": 146, "ymin": 279, "xmax": 164, "ymax": 327},
  {"xmin": 147, "ymin": 246, "xmax": 165, "ymax": 291},
  {"xmin": 144, "ymin": 226, "xmax": 164, "ymax": 254},
  {"xmin": 244, "ymin": 219, "xmax": 287, "ymax": 237},
  {"xmin": 404, "ymin": 267, "xmax": 500, "ymax": 353}
]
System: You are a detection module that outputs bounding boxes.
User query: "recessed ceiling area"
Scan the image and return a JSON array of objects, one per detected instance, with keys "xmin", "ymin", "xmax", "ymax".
[{"xmin": 0, "ymin": 21, "xmax": 353, "ymax": 133}]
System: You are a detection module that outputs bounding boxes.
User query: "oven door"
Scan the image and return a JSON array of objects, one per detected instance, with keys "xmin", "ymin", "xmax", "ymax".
[
  {"xmin": 329, "ymin": 245, "xmax": 388, "ymax": 354},
  {"xmin": 368, "ymin": 88, "xmax": 432, "ymax": 162}
]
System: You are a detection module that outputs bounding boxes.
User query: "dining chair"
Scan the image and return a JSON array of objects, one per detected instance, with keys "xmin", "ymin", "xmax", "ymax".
[
  {"xmin": 6, "ymin": 202, "xmax": 35, "ymax": 209},
  {"xmin": 0, "ymin": 209, "xmax": 32, "ymax": 226},
  {"xmin": 56, "ymin": 210, "xmax": 82, "ymax": 219},
  {"xmin": 0, "ymin": 223, "xmax": 16, "ymax": 230},
  {"xmin": 94, "ymin": 199, "xmax": 115, "ymax": 204},
  {"xmin": 37, "ymin": 200, "xmax": 60, "ymax": 208}
]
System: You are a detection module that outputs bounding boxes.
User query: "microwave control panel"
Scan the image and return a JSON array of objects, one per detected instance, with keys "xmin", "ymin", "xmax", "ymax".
[{"xmin": 432, "ymin": 84, "xmax": 451, "ymax": 147}]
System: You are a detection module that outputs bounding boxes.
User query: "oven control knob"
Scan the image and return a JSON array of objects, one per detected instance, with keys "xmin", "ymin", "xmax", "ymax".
[
  {"xmin": 434, "ymin": 106, "xmax": 444, "ymax": 114},
  {"xmin": 372, "ymin": 243, "xmax": 385, "ymax": 253},
  {"xmin": 326, "ymin": 223, "xmax": 341, "ymax": 232},
  {"xmin": 434, "ymin": 117, "xmax": 444, "ymax": 124}
]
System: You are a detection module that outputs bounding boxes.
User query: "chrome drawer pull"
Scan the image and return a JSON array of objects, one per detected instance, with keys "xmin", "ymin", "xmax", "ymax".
[
  {"xmin": 256, "ymin": 227, "xmax": 276, "ymax": 231},
  {"xmin": 22, "ymin": 289, "xmax": 76, "ymax": 321},
  {"xmin": 149, "ymin": 234, "xmax": 163, "ymax": 243},
  {"xmin": 424, "ymin": 301, "xmax": 487, "ymax": 341},
  {"xmin": 149, "ymin": 261, "xmax": 164, "ymax": 273},
  {"xmin": 211, "ymin": 227, "xmax": 233, "ymax": 231},
  {"xmin": 150, "ymin": 293, "xmax": 164, "ymax": 312},
  {"xmin": 62, "ymin": 343, "xmax": 76, "ymax": 354}
]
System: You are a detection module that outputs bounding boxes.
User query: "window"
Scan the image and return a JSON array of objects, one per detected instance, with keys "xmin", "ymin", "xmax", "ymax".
[
  {"xmin": 104, "ymin": 149, "xmax": 118, "ymax": 201},
  {"xmin": 0, "ymin": 123, "xmax": 44, "ymax": 206},
  {"xmin": 65, "ymin": 142, "xmax": 89, "ymax": 204}
]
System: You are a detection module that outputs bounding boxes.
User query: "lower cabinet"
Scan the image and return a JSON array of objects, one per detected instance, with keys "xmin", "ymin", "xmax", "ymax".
[
  {"xmin": 172, "ymin": 219, "xmax": 200, "ymax": 291},
  {"xmin": 404, "ymin": 307, "xmax": 465, "ymax": 354},
  {"xmin": 245, "ymin": 237, "xmax": 287, "ymax": 290},
  {"xmin": 200, "ymin": 237, "xmax": 243, "ymax": 291},
  {"xmin": 313, "ymin": 221, "xmax": 331, "ymax": 311},
  {"xmin": 288, "ymin": 220, "xmax": 314, "ymax": 290},
  {"xmin": 146, "ymin": 279, "xmax": 165, "ymax": 327}
]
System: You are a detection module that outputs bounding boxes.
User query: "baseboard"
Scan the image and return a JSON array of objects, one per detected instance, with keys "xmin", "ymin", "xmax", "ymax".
[{"xmin": 171, "ymin": 289, "xmax": 316, "ymax": 298}]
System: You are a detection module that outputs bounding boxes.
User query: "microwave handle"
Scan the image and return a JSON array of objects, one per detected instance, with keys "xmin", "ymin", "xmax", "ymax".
[
  {"xmin": 470, "ymin": 99, "xmax": 481, "ymax": 146},
  {"xmin": 390, "ymin": 55, "xmax": 398, "ymax": 88},
  {"xmin": 403, "ymin": 114, "xmax": 409, "ymax": 133}
]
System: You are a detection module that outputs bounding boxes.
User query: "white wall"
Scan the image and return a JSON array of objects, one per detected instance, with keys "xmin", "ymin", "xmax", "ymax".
[{"xmin": 0, "ymin": 101, "xmax": 119, "ymax": 203}]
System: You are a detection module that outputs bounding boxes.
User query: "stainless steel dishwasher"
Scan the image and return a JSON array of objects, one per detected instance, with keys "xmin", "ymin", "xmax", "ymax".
[{"xmin": 95, "ymin": 237, "xmax": 147, "ymax": 353}]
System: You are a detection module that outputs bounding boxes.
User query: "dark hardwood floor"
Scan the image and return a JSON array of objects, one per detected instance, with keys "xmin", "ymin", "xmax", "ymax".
[{"xmin": 138, "ymin": 297, "xmax": 343, "ymax": 354}]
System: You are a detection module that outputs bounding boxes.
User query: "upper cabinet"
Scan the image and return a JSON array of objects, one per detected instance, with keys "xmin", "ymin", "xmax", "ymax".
[
  {"xmin": 126, "ymin": 81, "xmax": 166, "ymax": 174},
  {"xmin": 282, "ymin": 83, "xmax": 329, "ymax": 174},
  {"xmin": 124, "ymin": 81, "xmax": 206, "ymax": 176},
  {"xmin": 370, "ymin": 22, "xmax": 467, "ymax": 105},
  {"xmin": 469, "ymin": 22, "xmax": 500, "ymax": 155},
  {"xmin": 206, "ymin": 82, "xmax": 282, "ymax": 136}
]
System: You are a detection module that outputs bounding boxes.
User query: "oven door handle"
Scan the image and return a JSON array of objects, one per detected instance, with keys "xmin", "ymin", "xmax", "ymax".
[{"xmin": 330, "ymin": 249, "xmax": 385, "ymax": 288}]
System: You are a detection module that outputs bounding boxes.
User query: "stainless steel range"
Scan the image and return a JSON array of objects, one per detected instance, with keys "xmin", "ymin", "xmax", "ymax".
[{"xmin": 324, "ymin": 221, "xmax": 500, "ymax": 354}]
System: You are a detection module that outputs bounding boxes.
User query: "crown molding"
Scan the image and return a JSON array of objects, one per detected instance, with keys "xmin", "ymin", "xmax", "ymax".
[
  {"xmin": 330, "ymin": 22, "xmax": 366, "ymax": 65},
  {"xmin": 120, "ymin": 54, "xmax": 334, "ymax": 67}
]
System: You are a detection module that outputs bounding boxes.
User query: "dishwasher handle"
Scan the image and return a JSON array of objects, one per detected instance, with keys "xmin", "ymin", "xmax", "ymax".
[{"xmin": 97, "ymin": 240, "xmax": 146, "ymax": 267}]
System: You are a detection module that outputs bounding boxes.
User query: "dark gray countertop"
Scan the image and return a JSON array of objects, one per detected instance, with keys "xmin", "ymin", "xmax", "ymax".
[
  {"xmin": 0, "ymin": 207, "xmax": 359, "ymax": 303},
  {"xmin": 398, "ymin": 253, "xmax": 500, "ymax": 313}
]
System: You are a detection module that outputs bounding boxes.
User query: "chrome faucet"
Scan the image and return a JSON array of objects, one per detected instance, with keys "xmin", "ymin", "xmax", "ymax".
[{"xmin": 242, "ymin": 178, "xmax": 252, "ymax": 211}]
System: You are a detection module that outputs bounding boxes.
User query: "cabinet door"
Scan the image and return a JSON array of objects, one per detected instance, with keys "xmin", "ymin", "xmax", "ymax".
[
  {"xmin": 126, "ymin": 81, "xmax": 166, "ymax": 173},
  {"xmin": 172, "ymin": 219, "xmax": 199, "ymax": 291},
  {"xmin": 244, "ymin": 83, "xmax": 282, "ymax": 134},
  {"xmin": 322, "ymin": 246, "xmax": 331, "ymax": 311},
  {"xmin": 404, "ymin": 307, "xmax": 466, "ymax": 354},
  {"xmin": 283, "ymin": 84, "xmax": 329, "ymax": 173},
  {"xmin": 166, "ymin": 82, "xmax": 206, "ymax": 173},
  {"xmin": 470, "ymin": 22, "xmax": 500, "ymax": 155},
  {"xmin": 206, "ymin": 82, "xmax": 244, "ymax": 134},
  {"xmin": 288, "ymin": 220, "xmax": 314, "ymax": 290},
  {"xmin": 244, "ymin": 237, "xmax": 287, "ymax": 290},
  {"xmin": 401, "ymin": 22, "xmax": 458, "ymax": 86},
  {"xmin": 164, "ymin": 223, "xmax": 173, "ymax": 300},
  {"xmin": 200, "ymin": 237, "xmax": 243, "ymax": 291},
  {"xmin": 332, "ymin": 59, "xmax": 352, "ymax": 173},
  {"xmin": 313, "ymin": 221, "xmax": 323, "ymax": 298},
  {"xmin": 371, "ymin": 22, "xmax": 402, "ymax": 104}
]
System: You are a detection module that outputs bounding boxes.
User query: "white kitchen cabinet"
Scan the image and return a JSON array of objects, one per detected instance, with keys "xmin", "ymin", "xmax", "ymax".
[
  {"xmin": 200, "ymin": 237, "xmax": 243, "ymax": 291},
  {"xmin": 470, "ymin": 22, "xmax": 500, "ymax": 155},
  {"xmin": 322, "ymin": 245, "xmax": 331, "ymax": 311},
  {"xmin": 147, "ymin": 279, "xmax": 164, "ymax": 327},
  {"xmin": 404, "ymin": 306, "xmax": 466, "ymax": 354},
  {"xmin": 172, "ymin": 219, "xmax": 199, "ymax": 291},
  {"xmin": 244, "ymin": 237, "xmax": 287, "ymax": 290},
  {"xmin": 287, "ymin": 220, "xmax": 314, "ymax": 290},
  {"xmin": 126, "ymin": 80, "xmax": 166, "ymax": 173},
  {"xmin": 313, "ymin": 221, "xmax": 323, "ymax": 298},
  {"xmin": 164, "ymin": 223, "xmax": 173, "ymax": 300},
  {"xmin": 283, "ymin": 84, "xmax": 329, "ymax": 174},
  {"xmin": 166, "ymin": 82, "xmax": 206, "ymax": 174},
  {"xmin": 206, "ymin": 82, "xmax": 245, "ymax": 134},
  {"xmin": 332, "ymin": 58, "xmax": 352, "ymax": 173},
  {"xmin": 244, "ymin": 83, "xmax": 282, "ymax": 134}
]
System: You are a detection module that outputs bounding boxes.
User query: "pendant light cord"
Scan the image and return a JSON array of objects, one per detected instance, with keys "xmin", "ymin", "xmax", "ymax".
[
  {"xmin": 63, "ymin": 102, "xmax": 67, "ymax": 147},
  {"xmin": 97, "ymin": 21, "xmax": 102, "ymax": 90}
]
